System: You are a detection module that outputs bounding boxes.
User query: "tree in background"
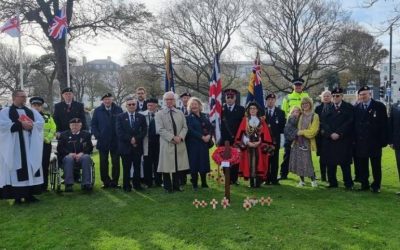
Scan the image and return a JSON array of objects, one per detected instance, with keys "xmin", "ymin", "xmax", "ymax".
[
  {"xmin": 132, "ymin": 0, "xmax": 251, "ymax": 97},
  {"xmin": 0, "ymin": 0, "xmax": 151, "ymax": 91},
  {"xmin": 0, "ymin": 42, "xmax": 34, "ymax": 95},
  {"xmin": 335, "ymin": 27, "xmax": 388, "ymax": 86},
  {"xmin": 244, "ymin": 0, "xmax": 349, "ymax": 92}
]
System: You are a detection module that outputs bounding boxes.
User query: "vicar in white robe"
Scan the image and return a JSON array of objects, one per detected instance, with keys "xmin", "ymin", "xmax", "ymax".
[{"xmin": 0, "ymin": 90, "xmax": 44, "ymax": 204}]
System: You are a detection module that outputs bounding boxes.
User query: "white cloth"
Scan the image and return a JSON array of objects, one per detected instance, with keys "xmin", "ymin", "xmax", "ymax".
[{"xmin": 0, "ymin": 107, "xmax": 44, "ymax": 188}]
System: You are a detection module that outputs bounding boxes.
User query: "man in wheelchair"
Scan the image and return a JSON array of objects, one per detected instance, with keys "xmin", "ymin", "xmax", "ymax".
[{"xmin": 57, "ymin": 118, "xmax": 94, "ymax": 192}]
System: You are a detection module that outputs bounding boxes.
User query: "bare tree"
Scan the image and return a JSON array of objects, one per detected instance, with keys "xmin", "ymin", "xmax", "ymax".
[
  {"xmin": 0, "ymin": 42, "xmax": 35, "ymax": 94},
  {"xmin": 335, "ymin": 27, "xmax": 389, "ymax": 86},
  {"xmin": 0, "ymin": 0, "xmax": 151, "ymax": 91},
  {"xmin": 132, "ymin": 0, "xmax": 251, "ymax": 96},
  {"xmin": 244, "ymin": 0, "xmax": 349, "ymax": 92},
  {"xmin": 362, "ymin": 0, "xmax": 400, "ymax": 29}
]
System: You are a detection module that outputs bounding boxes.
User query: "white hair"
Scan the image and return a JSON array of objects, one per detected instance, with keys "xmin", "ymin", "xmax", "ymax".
[
  {"xmin": 320, "ymin": 90, "xmax": 331, "ymax": 98},
  {"xmin": 163, "ymin": 91, "xmax": 177, "ymax": 101}
]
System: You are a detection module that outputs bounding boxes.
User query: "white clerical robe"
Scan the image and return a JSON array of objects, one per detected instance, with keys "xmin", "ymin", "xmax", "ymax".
[{"xmin": 0, "ymin": 107, "xmax": 44, "ymax": 188}]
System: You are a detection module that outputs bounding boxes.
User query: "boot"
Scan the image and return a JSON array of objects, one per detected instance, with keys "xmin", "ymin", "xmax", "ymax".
[{"xmin": 200, "ymin": 173, "xmax": 208, "ymax": 188}]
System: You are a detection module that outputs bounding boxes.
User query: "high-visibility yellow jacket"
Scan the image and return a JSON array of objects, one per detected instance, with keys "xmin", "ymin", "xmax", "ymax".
[
  {"xmin": 42, "ymin": 112, "xmax": 56, "ymax": 144},
  {"xmin": 281, "ymin": 91, "xmax": 310, "ymax": 117}
]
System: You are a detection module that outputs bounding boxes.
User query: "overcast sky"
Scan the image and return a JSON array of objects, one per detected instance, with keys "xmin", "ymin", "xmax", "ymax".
[{"xmin": 1, "ymin": 0, "xmax": 399, "ymax": 65}]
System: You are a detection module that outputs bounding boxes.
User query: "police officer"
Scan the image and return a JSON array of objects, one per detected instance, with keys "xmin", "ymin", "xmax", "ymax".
[
  {"xmin": 57, "ymin": 118, "xmax": 94, "ymax": 192},
  {"xmin": 53, "ymin": 87, "xmax": 86, "ymax": 134},
  {"xmin": 354, "ymin": 86, "xmax": 388, "ymax": 193},
  {"xmin": 30, "ymin": 96, "xmax": 56, "ymax": 191},
  {"xmin": 320, "ymin": 88, "xmax": 354, "ymax": 189},
  {"xmin": 280, "ymin": 78, "xmax": 310, "ymax": 179},
  {"xmin": 264, "ymin": 93, "xmax": 286, "ymax": 185},
  {"xmin": 220, "ymin": 88, "xmax": 245, "ymax": 185}
]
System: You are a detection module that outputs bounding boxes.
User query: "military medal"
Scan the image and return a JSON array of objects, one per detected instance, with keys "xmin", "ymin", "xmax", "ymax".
[{"xmin": 373, "ymin": 111, "xmax": 376, "ymax": 117}]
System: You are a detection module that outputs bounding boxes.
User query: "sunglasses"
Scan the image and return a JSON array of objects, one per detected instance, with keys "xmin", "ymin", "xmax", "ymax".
[
  {"xmin": 226, "ymin": 96, "xmax": 234, "ymax": 99},
  {"xmin": 127, "ymin": 103, "xmax": 136, "ymax": 106},
  {"xmin": 332, "ymin": 94, "xmax": 342, "ymax": 97}
]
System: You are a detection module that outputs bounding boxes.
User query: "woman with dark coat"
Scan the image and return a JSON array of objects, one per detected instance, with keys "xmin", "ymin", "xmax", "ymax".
[{"xmin": 185, "ymin": 97, "xmax": 213, "ymax": 190}]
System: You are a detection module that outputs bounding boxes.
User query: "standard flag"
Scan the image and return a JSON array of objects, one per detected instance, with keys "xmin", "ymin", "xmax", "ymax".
[
  {"xmin": 165, "ymin": 44, "xmax": 175, "ymax": 92},
  {"xmin": 246, "ymin": 51, "xmax": 264, "ymax": 108},
  {"xmin": 0, "ymin": 16, "xmax": 20, "ymax": 37},
  {"xmin": 209, "ymin": 54, "xmax": 222, "ymax": 143},
  {"xmin": 48, "ymin": 6, "xmax": 68, "ymax": 40}
]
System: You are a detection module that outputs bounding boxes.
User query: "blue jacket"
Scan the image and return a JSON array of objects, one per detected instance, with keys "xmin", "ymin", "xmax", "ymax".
[
  {"xmin": 116, "ymin": 112, "xmax": 147, "ymax": 155},
  {"xmin": 91, "ymin": 103, "xmax": 123, "ymax": 152}
]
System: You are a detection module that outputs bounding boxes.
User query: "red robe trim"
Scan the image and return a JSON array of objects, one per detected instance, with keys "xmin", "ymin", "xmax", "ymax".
[{"xmin": 234, "ymin": 117, "xmax": 273, "ymax": 180}]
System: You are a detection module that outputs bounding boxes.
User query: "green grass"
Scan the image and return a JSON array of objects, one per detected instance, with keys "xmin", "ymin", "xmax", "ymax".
[{"xmin": 1, "ymin": 148, "xmax": 400, "ymax": 250}]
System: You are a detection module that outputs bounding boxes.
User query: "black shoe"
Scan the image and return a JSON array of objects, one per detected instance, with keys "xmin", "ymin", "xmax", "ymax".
[
  {"xmin": 65, "ymin": 185, "xmax": 73, "ymax": 192},
  {"xmin": 396, "ymin": 191, "xmax": 400, "ymax": 196},
  {"xmin": 358, "ymin": 186, "xmax": 369, "ymax": 191},
  {"xmin": 123, "ymin": 187, "xmax": 132, "ymax": 192},
  {"xmin": 101, "ymin": 184, "xmax": 110, "ymax": 189},
  {"xmin": 345, "ymin": 186, "xmax": 354, "ymax": 191},
  {"xmin": 201, "ymin": 183, "xmax": 209, "ymax": 188},
  {"xmin": 173, "ymin": 186, "xmax": 184, "ymax": 192},
  {"xmin": 134, "ymin": 185, "xmax": 144, "ymax": 191},
  {"xmin": 271, "ymin": 181, "xmax": 280, "ymax": 186},
  {"xmin": 25, "ymin": 195, "xmax": 40, "ymax": 203},
  {"xmin": 83, "ymin": 184, "xmax": 93, "ymax": 191},
  {"xmin": 164, "ymin": 189, "xmax": 173, "ymax": 193},
  {"xmin": 371, "ymin": 187, "xmax": 380, "ymax": 193},
  {"xmin": 321, "ymin": 177, "xmax": 327, "ymax": 182},
  {"xmin": 278, "ymin": 175, "xmax": 288, "ymax": 180},
  {"xmin": 114, "ymin": 185, "xmax": 122, "ymax": 189}
]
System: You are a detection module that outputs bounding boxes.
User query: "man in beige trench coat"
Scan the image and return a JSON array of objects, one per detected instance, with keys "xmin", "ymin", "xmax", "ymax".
[{"xmin": 156, "ymin": 91, "xmax": 189, "ymax": 193}]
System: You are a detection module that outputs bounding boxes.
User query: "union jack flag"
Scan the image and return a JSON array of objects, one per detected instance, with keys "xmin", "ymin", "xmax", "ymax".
[
  {"xmin": 209, "ymin": 54, "xmax": 222, "ymax": 143},
  {"xmin": 0, "ymin": 16, "xmax": 20, "ymax": 37},
  {"xmin": 48, "ymin": 6, "xmax": 68, "ymax": 40}
]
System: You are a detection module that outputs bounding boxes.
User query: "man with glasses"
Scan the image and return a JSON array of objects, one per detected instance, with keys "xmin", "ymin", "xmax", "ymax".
[
  {"xmin": 155, "ymin": 91, "xmax": 189, "ymax": 193},
  {"xmin": 116, "ymin": 97, "xmax": 147, "ymax": 192},
  {"xmin": 319, "ymin": 88, "xmax": 354, "ymax": 189},
  {"xmin": 354, "ymin": 86, "xmax": 388, "ymax": 193},
  {"xmin": 0, "ymin": 90, "xmax": 44, "ymax": 204},
  {"xmin": 220, "ymin": 89, "xmax": 245, "ymax": 185}
]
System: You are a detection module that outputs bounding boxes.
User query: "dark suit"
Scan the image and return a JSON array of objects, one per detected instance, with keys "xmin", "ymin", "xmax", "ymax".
[
  {"xmin": 116, "ymin": 112, "xmax": 147, "ymax": 191},
  {"xmin": 54, "ymin": 101, "xmax": 86, "ymax": 133},
  {"xmin": 354, "ymin": 99, "xmax": 388, "ymax": 191},
  {"xmin": 388, "ymin": 103, "xmax": 400, "ymax": 184},
  {"xmin": 265, "ymin": 107, "xmax": 286, "ymax": 184},
  {"xmin": 315, "ymin": 103, "xmax": 333, "ymax": 181},
  {"xmin": 137, "ymin": 100, "xmax": 148, "ymax": 112},
  {"xmin": 320, "ymin": 101, "xmax": 354, "ymax": 188},
  {"xmin": 147, "ymin": 112, "xmax": 162, "ymax": 186},
  {"xmin": 219, "ymin": 103, "xmax": 245, "ymax": 184},
  {"xmin": 91, "ymin": 103, "xmax": 123, "ymax": 186}
]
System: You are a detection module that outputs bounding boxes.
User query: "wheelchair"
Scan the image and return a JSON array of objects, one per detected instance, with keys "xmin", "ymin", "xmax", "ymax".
[{"xmin": 49, "ymin": 153, "xmax": 95, "ymax": 192}]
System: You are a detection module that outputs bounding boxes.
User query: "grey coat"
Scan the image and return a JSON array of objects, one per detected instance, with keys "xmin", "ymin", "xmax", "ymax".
[{"xmin": 155, "ymin": 107, "xmax": 189, "ymax": 173}]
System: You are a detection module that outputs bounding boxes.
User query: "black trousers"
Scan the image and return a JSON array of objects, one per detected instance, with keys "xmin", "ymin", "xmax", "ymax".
[
  {"xmin": 280, "ymin": 139, "xmax": 292, "ymax": 178},
  {"xmin": 353, "ymin": 155, "xmax": 361, "ymax": 181},
  {"xmin": 41, "ymin": 143, "xmax": 52, "ymax": 190},
  {"xmin": 327, "ymin": 164, "xmax": 353, "ymax": 188},
  {"xmin": 99, "ymin": 150, "xmax": 120, "ymax": 185},
  {"xmin": 267, "ymin": 146, "xmax": 280, "ymax": 183},
  {"xmin": 143, "ymin": 155, "xmax": 162, "ymax": 187},
  {"xmin": 319, "ymin": 157, "xmax": 328, "ymax": 181},
  {"xmin": 121, "ymin": 153, "xmax": 141, "ymax": 190},
  {"xmin": 163, "ymin": 172, "xmax": 181, "ymax": 191},
  {"xmin": 191, "ymin": 173, "xmax": 207, "ymax": 187},
  {"xmin": 395, "ymin": 149, "xmax": 400, "ymax": 182},
  {"xmin": 356, "ymin": 156, "xmax": 382, "ymax": 190}
]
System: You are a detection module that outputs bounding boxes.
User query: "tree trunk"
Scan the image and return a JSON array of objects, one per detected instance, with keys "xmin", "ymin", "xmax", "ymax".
[{"xmin": 52, "ymin": 40, "xmax": 68, "ymax": 93}]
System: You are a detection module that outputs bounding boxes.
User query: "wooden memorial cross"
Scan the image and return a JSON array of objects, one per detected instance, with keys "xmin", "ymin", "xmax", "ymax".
[{"xmin": 222, "ymin": 140, "xmax": 231, "ymax": 201}]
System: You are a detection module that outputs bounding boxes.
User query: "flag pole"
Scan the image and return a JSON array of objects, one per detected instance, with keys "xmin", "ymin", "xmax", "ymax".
[
  {"xmin": 17, "ymin": 9, "xmax": 23, "ymax": 89},
  {"xmin": 65, "ymin": 30, "xmax": 70, "ymax": 88}
]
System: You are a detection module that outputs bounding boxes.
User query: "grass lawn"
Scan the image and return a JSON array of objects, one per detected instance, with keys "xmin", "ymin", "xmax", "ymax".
[{"xmin": 1, "ymin": 147, "xmax": 400, "ymax": 250}]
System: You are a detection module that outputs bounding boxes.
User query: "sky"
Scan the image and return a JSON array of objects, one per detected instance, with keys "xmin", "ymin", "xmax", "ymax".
[{"xmin": 1, "ymin": 0, "xmax": 399, "ymax": 65}]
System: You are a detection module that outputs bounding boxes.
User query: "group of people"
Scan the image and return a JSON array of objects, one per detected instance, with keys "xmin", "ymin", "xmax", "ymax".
[{"xmin": 1, "ymin": 78, "xmax": 400, "ymax": 205}]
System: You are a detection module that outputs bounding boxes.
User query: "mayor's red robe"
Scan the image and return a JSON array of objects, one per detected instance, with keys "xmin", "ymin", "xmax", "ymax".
[{"xmin": 235, "ymin": 117, "xmax": 273, "ymax": 180}]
